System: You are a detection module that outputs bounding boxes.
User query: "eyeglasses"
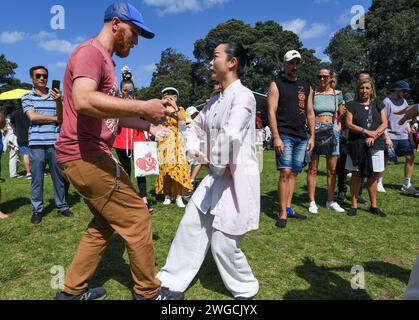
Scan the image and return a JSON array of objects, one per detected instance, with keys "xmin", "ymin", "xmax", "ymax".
[
  {"xmin": 317, "ymin": 75, "xmax": 330, "ymax": 80},
  {"xmin": 35, "ymin": 74, "xmax": 48, "ymax": 80}
]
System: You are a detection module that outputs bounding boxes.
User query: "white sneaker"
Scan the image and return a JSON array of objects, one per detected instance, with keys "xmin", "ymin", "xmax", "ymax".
[
  {"xmin": 176, "ymin": 197, "xmax": 186, "ymax": 208},
  {"xmin": 163, "ymin": 196, "xmax": 171, "ymax": 205},
  {"xmin": 308, "ymin": 201, "xmax": 318, "ymax": 214},
  {"xmin": 347, "ymin": 173, "xmax": 352, "ymax": 178},
  {"xmin": 377, "ymin": 182, "xmax": 386, "ymax": 193},
  {"xmin": 326, "ymin": 201, "xmax": 345, "ymax": 213},
  {"xmin": 401, "ymin": 184, "xmax": 419, "ymax": 196}
]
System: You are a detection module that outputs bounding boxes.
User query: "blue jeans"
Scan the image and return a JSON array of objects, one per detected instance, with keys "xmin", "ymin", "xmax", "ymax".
[
  {"xmin": 276, "ymin": 133, "xmax": 308, "ymax": 173},
  {"xmin": 29, "ymin": 145, "xmax": 69, "ymax": 215}
]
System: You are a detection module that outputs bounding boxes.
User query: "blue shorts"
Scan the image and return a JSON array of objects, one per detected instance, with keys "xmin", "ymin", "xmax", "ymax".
[
  {"xmin": 313, "ymin": 122, "xmax": 340, "ymax": 157},
  {"xmin": 19, "ymin": 145, "xmax": 30, "ymax": 155},
  {"xmin": 385, "ymin": 139, "xmax": 414, "ymax": 157},
  {"xmin": 276, "ymin": 133, "xmax": 308, "ymax": 173}
]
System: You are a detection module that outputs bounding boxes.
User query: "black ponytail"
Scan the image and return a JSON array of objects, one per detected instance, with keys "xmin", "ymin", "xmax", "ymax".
[
  {"xmin": 223, "ymin": 42, "xmax": 254, "ymax": 78},
  {"xmin": 120, "ymin": 68, "xmax": 135, "ymax": 91}
]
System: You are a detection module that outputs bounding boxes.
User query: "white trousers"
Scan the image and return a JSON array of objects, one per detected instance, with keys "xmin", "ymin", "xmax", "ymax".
[
  {"xmin": 157, "ymin": 202, "xmax": 259, "ymax": 298},
  {"xmin": 405, "ymin": 256, "xmax": 419, "ymax": 300}
]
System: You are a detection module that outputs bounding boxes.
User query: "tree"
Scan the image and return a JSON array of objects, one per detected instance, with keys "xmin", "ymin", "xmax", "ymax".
[
  {"xmin": 326, "ymin": 0, "xmax": 419, "ymax": 101},
  {"xmin": 136, "ymin": 48, "xmax": 194, "ymax": 107},
  {"xmin": 325, "ymin": 26, "xmax": 368, "ymax": 94},
  {"xmin": 192, "ymin": 19, "xmax": 321, "ymax": 99},
  {"xmin": 0, "ymin": 54, "xmax": 32, "ymax": 107},
  {"xmin": 366, "ymin": 0, "xmax": 419, "ymax": 101}
]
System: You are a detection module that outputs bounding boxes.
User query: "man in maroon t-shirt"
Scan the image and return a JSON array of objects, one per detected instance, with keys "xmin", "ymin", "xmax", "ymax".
[{"xmin": 54, "ymin": 1, "xmax": 183, "ymax": 300}]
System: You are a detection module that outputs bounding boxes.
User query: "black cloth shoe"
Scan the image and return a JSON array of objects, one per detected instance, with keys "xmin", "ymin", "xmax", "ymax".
[
  {"xmin": 31, "ymin": 214, "xmax": 42, "ymax": 225},
  {"xmin": 357, "ymin": 196, "xmax": 367, "ymax": 204},
  {"xmin": 337, "ymin": 192, "xmax": 346, "ymax": 202},
  {"xmin": 347, "ymin": 208, "xmax": 357, "ymax": 217},
  {"xmin": 55, "ymin": 287, "xmax": 106, "ymax": 300},
  {"xmin": 275, "ymin": 217, "xmax": 287, "ymax": 228},
  {"xmin": 59, "ymin": 209, "xmax": 74, "ymax": 218},
  {"xmin": 133, "ymin": 287, "xmax": 184, "ymax": 300},
  {"xmin": 370, "ymin": 207, "xmax": 386, "ymax": 217}
]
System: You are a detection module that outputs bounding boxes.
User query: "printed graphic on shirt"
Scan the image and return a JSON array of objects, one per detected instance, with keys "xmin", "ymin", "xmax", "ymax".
[{"xmin": 298, "ymin": 86, "xmax": 306, "ymax": 116}]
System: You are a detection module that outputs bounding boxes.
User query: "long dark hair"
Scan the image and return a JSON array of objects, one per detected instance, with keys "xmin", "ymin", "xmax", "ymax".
[{"xmin": 222, "ymin": 42, "xmax": 254, "ymax": 79}]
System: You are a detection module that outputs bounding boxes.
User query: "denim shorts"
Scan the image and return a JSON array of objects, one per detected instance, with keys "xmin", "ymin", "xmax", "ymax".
[
  {"xmin": 19, "ymin": 145, "xmax": 30, "ymax": 155},
  {"xmin": 313, "ymin": 122, "xmax": 340, "ymax": 157},
  {"xmin": 276, "ymin": 133, "xmax": 308, "ymax": 173},
  {"xmin": 385, "ymin": 139, "xmax": 414, "ymax": 157}
]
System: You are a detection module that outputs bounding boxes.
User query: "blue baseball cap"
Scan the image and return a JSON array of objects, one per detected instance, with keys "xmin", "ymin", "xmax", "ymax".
[
  {"xmin": 104, "ymin": 1, "xmax": 155, "ymax": 39},
  {"xmin": 392, "ymin": 80, "xmax": 411, "ymax": 91}
]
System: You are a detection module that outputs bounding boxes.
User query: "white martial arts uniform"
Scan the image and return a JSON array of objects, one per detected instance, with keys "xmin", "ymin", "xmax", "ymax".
[{"xmin": 157, "ymin": 80, "xmax": 260, "ymax": 298}]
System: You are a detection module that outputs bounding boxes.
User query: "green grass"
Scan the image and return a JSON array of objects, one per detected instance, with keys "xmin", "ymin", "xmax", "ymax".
[{"xmin": 0, "ymin": 150, "xmax": 418, "ymax": 300}]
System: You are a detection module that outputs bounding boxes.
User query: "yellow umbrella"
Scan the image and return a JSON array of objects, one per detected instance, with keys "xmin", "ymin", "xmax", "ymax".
[{"xmin": 0, "ymin": 89, "xmax": 32, "ymax": 101}]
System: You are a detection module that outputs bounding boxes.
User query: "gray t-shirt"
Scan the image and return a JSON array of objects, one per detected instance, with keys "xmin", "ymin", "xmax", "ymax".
[{"xmin": 384, "ymin": 97, "xmax": 409, "ymax": 140}]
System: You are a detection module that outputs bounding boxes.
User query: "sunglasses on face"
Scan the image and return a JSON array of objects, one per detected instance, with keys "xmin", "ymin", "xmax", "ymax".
[
  {"xmin": 317, "ymin": 75, "xmax": 330, "ymax": 80},
  {"xmin": 35, "ymin": 74, "xmax": 48, "ymax": 80}
]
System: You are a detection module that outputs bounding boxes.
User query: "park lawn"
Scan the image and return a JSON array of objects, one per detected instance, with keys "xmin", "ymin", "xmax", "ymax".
[{"xmin": 0, "ymin": 150, "xmax": 418, "ymax": 300}]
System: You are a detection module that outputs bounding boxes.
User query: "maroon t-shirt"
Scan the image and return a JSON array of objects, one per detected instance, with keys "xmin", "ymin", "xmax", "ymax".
[{"xmin": 55, "ymin": 39, "xmax": 119, "ymax": 163}]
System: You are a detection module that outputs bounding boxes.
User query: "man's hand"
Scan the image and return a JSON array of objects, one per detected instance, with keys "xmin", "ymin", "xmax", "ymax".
[
  {"xmin": 273, "ymin": 136, "xmax": 284, "ymax": 155},
  {"xmin": 150, "ymin": 124, "xmax": 170, "ymax": 141},
  {"xmin": 188, "ymin": 150, "xmax": 209, "ymax": 165},
  {"xmin": 394, "ymin": 105, "xmax": 419, "ymax": 125},
  {"xmin": 50, "ymin": 88, "xmax": 62, "ymax": 102},
  {"xmin": 307, "ymin": 137, "xmax": 315, "ymax": 152},
  {"xmin": 142, "ymin": 99, "xmax": 171, "ymax": 125}
]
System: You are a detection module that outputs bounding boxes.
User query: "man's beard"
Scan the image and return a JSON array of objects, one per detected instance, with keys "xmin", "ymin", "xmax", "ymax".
[{"xmin": 114, "ymin": 28, "xmax": 131, "ymax": 58}]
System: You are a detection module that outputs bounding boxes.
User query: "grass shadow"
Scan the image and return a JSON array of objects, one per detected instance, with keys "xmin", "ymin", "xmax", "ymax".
[
  {"xmin": 1, "ymin": 197, "xmax": 31, "ymax": 214},
  {"xmin": 284, "ymin": 257, "xmax": 372, "ymax": 300}
]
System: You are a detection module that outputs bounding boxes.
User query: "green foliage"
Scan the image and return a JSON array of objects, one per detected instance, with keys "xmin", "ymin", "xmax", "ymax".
[{"xmin": 326, "ymin": 0, "xmax": 419, "ymax": 101}]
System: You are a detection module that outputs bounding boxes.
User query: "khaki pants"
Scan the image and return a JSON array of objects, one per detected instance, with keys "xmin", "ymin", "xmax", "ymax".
[{"xmin": 59, "ymin": 154, "xmax": 161, "ymax": 298}]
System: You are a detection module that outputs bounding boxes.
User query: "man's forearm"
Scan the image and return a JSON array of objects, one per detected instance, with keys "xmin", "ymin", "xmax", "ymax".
[
  {"xmin": 119, "ymin": 117, "xmax": 151, "ymax": 131},
  {"xmin": 76, "ymin": 91, "xmax": 149, "ymax": 119},
  {"xmin": 307, "ymin": 112, "xmax": 315, "ymax": 137},
  {"xmin": 268, "ymin": 112, "xmax": 280, "ymax": 138},
  {"xmin": 29, "ymin": 114, "xmax": 57, "ymax": 124}
]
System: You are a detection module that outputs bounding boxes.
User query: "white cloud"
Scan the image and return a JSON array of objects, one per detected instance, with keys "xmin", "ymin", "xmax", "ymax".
[
  {"xmin": 31, "ymin": 31, "xmax": 56, "ymax": 41},
  {"xmin": 301, "ymin": 23, "xmax": 328, "ymax": 40},
  {"xmin": 142, "ymin": 64, "xmax": 157, "ymax": 73},
  {"xmin": 281, "ymin": 19, "xmax": 307, "ymax": 35},
  {"xmin": 282, "ymin": 19, "xmax": 328, "ymax": 40},
  {"xmin": 38, "ymin": 40, "xmax": 78, "ymax": 54},
  {"xmin": 0, "ymin": 31, "xmax": 27, "ymax": 44},
  {"xmin": 143, "ymin": 0, "xmax": 230, "ymax": 15}
]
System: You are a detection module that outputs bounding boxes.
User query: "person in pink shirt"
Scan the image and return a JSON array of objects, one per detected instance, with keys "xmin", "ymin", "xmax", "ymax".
[{"xmin": 54, "ymin": 1, "xmax": 182, "ymax": 301}]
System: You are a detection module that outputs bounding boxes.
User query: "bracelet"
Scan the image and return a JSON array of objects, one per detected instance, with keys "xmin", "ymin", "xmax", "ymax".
[{"xmin": 361, "ymin": 128, "xmax": 366, "ymax": 136}]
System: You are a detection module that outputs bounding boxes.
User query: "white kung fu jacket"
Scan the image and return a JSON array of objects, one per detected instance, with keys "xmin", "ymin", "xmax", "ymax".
[{"xmin": 185, "ymin": 79, "xmax": 261, "ymax": 236}]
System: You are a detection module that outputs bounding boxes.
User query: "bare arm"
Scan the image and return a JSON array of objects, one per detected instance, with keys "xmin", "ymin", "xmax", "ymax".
[
  {"xmin": 119, "ymin": 117, "xmax": 151, "ymax": 131},
  {"xmin": 25, "ymin": 110, "xmax": 58, "ymax": 124},
  {"xmin": 72, "ymin": 77, "xmax": 170, "ymax": 125},
  {"xmin": 0, "ymin": 111, "xmax": 5, "ymax": 129},
  {"xmin": 306, "ymin": 88, "xmax": 315, "ymax": 151},
  {"xmin": 267, "ymin": 82, "xmax": 280, "ymax": 140}
]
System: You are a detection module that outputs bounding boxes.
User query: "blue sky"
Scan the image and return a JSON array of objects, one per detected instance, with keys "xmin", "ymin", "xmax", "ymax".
[{"xmin": 0, "ymin": 0, "xmax": 372, "ymax": 90}]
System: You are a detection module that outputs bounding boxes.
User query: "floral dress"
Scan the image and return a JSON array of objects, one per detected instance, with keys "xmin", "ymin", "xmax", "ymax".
[{"xmin": 156, "ymin": 107, "xmax": 193, "ymax": 197}]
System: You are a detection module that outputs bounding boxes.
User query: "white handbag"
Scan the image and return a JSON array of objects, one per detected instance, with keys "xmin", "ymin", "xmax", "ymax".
[{"xmin": 134, "ymin": 140, "xmax": 160, "ymax": 177}]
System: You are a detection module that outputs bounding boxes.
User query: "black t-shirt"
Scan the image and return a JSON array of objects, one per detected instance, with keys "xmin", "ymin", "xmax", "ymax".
[
  {"xmin": 347, "ymin": 100, "xmax": 385, "ymax": 150},
  {"xmin": 275, "ymin": 77, "xmax": 311, "ymax": 138},
  {"xmin": 10, "ymin": 106, "xmax": 30, "ymax": 146}
]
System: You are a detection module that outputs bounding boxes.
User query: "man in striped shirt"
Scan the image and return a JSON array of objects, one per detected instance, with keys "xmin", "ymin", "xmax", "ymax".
[{"xmin": 22, "ymin": 66, "xmax": 72, "ymax": 225}]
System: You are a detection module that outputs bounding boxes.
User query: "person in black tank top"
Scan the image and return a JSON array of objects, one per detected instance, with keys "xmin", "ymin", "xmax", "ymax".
[{"xmin": 267, "ymin": 50, "xmax": 315, "ymax": 229}]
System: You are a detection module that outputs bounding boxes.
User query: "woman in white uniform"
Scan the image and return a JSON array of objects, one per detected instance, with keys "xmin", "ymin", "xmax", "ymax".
[{"xmin": 157, "ymin": 42, "xmax": 260, "ymax": 300}]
